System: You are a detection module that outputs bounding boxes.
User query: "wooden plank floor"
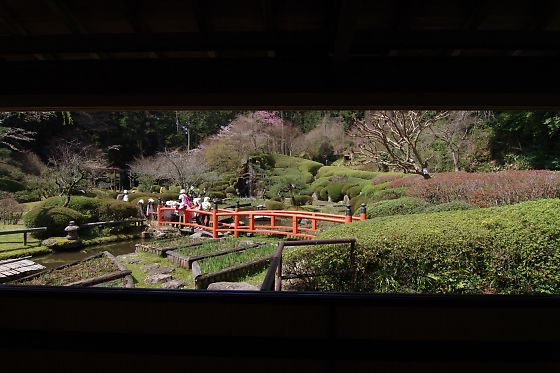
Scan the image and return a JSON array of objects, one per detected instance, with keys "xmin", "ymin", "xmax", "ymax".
[{"xmin": 0, "ymin": 259, "xmax": 45, "ymax": 282}]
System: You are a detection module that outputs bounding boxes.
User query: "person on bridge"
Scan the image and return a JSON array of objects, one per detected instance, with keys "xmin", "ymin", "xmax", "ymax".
[
  {"xmin": 178, "ymin": 189, "xmax": 192, "ymax": 223},
  {"xmin": 201, "ymin": 196, "xmax": 212, "ymax": 226}
]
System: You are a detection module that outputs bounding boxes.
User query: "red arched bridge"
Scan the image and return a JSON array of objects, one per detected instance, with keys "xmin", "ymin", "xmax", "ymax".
[{"xmin": 157, "ymin": 203, "xmax": 367, "ymax": 239}]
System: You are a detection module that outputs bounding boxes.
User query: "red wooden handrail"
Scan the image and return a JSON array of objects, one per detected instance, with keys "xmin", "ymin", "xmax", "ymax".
[{"xmin": 157, "ymin": 205, "xmax": 366, "ymax": 239}]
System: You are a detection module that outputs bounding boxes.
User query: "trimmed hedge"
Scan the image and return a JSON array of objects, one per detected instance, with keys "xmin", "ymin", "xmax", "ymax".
[
  {"xmin": 284, "ymin": 199, "xmax": 560, "ymax": 294},
  {"xmin": 98, "ymin": 200, "xmax": 139, "ymax": 221},
  {"xmin": 24, "ymin": 206, "xmax": 85, "ymax": 238},
  {"xmin": 423, "ymin": 200, "xmax": 472, "ymax": 213},
  {"xmin": 366, "ymin": 197, "xmax": 431, "ymax": 218},
  {"xmin": 293, "ymin": 194, "xmax": 312, "ymax": 206},
  {"xmin": 265, "ymin": 199, "xmax": 285, "ymax": 210},
  {"xmin": 0, "ymin": 178, "xmax": 25, "ymax": 192},
  {"xmin": 40, "ymin": 196, "xmax": 139, "ymax": 222},
  {"xmin": 316, "ymin": 166, "xmax": 379, "ymax": 180}
]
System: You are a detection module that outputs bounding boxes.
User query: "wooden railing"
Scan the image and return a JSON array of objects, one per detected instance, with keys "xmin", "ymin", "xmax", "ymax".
[
  {"xmin": 260, "ymin": 238, "xmax": 357, "ymax": 291},
  {"xmin": 0, "ymin": 227, "xmax": 47, "ymax": 246},
  {"xmin": 157, "ymin": 203, "xmax": 366, "ymax": 239}
]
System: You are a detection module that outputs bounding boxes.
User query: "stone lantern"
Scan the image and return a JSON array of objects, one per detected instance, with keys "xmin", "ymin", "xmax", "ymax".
[{"xmin": 64, "ymin": 221, "xmax": 80, "ymax": 240}]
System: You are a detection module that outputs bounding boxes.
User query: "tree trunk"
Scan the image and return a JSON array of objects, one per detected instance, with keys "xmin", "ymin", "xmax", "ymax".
[{"xmin": 451, "ymin": 151, "xmax": 460, "ymax": 172}]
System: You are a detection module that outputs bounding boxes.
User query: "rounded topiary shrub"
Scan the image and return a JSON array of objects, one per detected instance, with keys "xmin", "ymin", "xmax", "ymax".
[
  {"xmin": 284, "ymin": 199, "xmax": 560, "ymax": 295},
  {"xmin": 293, "ymin": 194, "xmax": 312, "ymax": 206},
  {"xmin": 208, "ymin": 191, "xmax": 225, "ymax": 199},
  {"xmin": 98, "ymin": 200, "xmax": 139, "ymax": 221},
  {"xmin": 346, "ymin": 185, "xmax": 363, "ymax": 199},
  {"xmin": 366, "ymin": 197, "xmax": 430, "ymax": 218},
  {"xmin": 265, "ymin": 199, "xmax": 285, "ymax": 210},
  {"xmin": 40, "ymin": 196, "xmax": 102, "ymax": 222},
  {"xmin": 24, "ymin": 206, "xmax": 85, "ymax": 238}
]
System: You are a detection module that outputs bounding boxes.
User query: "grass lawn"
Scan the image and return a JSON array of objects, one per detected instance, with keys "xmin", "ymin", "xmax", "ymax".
[
  {"xmin": 0, "ymin": 223, "xmax": 49, "ymax": 260},
  {"xmin": 198, "ymin": 243, "xmax": 277, "ymax": 273},
  {"xmin": 236, "ymin": 268, "xmax": 268, "ymax": 287},
  {"xmin": 0, "ymin": 201, "xmax": 43, "ymax": 249},
  {"xmin": 0, "ymin": 202, "xmax": 50, "ymax": 260}
]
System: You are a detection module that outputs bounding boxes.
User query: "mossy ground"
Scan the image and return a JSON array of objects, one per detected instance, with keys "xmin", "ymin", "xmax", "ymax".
[{"xmin": 120, "ymin": 251, "xmax": 195, "ymax": 289}]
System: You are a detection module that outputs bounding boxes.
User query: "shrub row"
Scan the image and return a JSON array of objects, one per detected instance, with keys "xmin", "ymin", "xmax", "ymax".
[
  {"xmin": 316, "ymin": 166, "xmax": 379, "ymax": 180},
  {"xmin": 284, "ymin": 199, "xmax": 560, "ymax": 294},
  {"xmin": 365, "ymin": 197, "xmax": 472, "ymax": 218},
  {"xmin": 406, "ymin": 170, "xmax": 560, "ymax": 207}
]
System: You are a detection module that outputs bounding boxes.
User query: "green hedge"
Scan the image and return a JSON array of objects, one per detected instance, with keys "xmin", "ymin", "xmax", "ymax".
[
  {"xmin": 41, "ymin": 196, "xmax": 101, "ymax": 221},
  {"xmin": 316, "ymin": 166, "xmax": 379, "ymax": 180},
  {"xmin": 325, "ymin": 183, "xmax": 345, "ymax": 202},
  {"xmin": 98, "ymin": 200, "xmax": 139, "ymax": 221},
  {"xmin": 24, "ymin": 206, "xmax": 86, "ymax": 238},
  {"xmin": 423, "ymin": 201, "xmax": 472, "ymax": 213},
  {"xmin": 14, "ymin": 190, "xmax": 41, "ymax": 203},
  {"xmin": 265, "ymin": 199, "xmax": 285, "ymax": 210},
  {"xmin": 284, "ymin": 199, "xmax": 560, "ymax": 294},
  {"xmin": 40, "ymin": 196, "xmax": 138, "ymax": 222},
  {"xmin": 0, "ymin": 178, "xmax": 25, "ymax": 192},
  {"xmin": 299, "ymin": 160, "xmax": 323, "ymax": 176},
  {"xmin": 293, "ymin": 194, "xmax": 312, "ymax": 206},
  {"xmin": 366, "ymin": 197, "xmax": 430, "ymax": 218},
  {"xmin": 346, "ymin": 185, "xmax": 363, "ymax": 198}
]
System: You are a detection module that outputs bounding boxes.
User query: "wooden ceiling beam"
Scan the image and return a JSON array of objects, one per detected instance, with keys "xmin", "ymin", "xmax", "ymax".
[
  {"xmin": 332, "ymin": 0, "xmax": 362, "ymax": 63},
  {"xmin": 45, "ymin": 0, "xmax": 104, "ymax": 60},
  {"xmin": 0, "ymin": 0, "xmax": 48, "ymax": 60},
  {"xmin": 1, "ymin": 57, "xmax": 560, "ymax": 110},
  {"xmin": 2, "ymin": 31, "xmax": 559, "ymax": 56}
]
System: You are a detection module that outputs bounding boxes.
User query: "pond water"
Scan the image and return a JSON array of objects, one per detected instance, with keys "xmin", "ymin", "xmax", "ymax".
[{"xmin": 35, "ymin": 239, "xmax": 144, "ymax": 269}]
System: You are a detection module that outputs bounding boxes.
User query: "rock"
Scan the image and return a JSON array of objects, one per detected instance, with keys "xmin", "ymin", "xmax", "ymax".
[
  {"xmin": 144, "ymin": 273, "xmax": 173, "ymax": 284},
  {"xmin": 149, "ymin": 266, "xmax": 174, "ymax": 276},
  {"xmin": 141, "ymin": 263, "xmax": 160, "ymax": 271},
  {"xmin": 127, "ymin": 258, "xmax": 141, "ymax": 264},
  {"xmin": 41, "ymin": 237, "xmax": 82, "ymax": 251},
  {"xmin": 151, "ymin": 227, "xmax": 181, "ymax": 239},
  {"xmin": 160, "ymin": 280, "xmax": 185, "ymax": 289},
  {"xmin": 191, "ymin": 230, "xmax": 214, "ymax": 238},
  {"xmin": 207, "ymin": 282, "xmax": 259, "ymax": 291}
]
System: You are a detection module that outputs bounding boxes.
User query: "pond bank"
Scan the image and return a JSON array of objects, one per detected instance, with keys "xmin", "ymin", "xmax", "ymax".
[{"xmin": 35, "ymin": 236, "xmax": 144, "ymax": 269}]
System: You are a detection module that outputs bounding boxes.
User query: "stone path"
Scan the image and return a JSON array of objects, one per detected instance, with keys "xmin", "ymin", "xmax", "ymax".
[{"xmin": 117, "ymin": 253, "xmax": 186, "ymax": 289}]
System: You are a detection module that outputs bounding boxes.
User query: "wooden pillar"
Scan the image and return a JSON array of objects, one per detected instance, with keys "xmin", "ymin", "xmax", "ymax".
[
  {"xmin": 234, "ymin": 204, "xmax": 240, "ymax": 238},
  {"xmin": 212, "ymin": 200, "xmax": 219, "ymax": 239},
  {"xmin": 345, "ymin": 205, "xmax": 352, "ymax": 224},
  {"xmin": 311, "ymin": 213, "xmax": 317, "ymax": 230},
  {"xmin": 249, "ymin": 213, "xmax": 255, "ymax": 232},
  {"xmin": 23, "ymin": 232, "xmax": 27, "ymax": 246},
  {"xmin": 157, "ymin": 207, "xmax": 162, "ymax": 226},
  {"xmin": 292, "ymin": 215, "xmax": 298, "ymax": 235},
  {"xmin": 270, "ymin": 215, "xmax": 276, "ymax": 229}
]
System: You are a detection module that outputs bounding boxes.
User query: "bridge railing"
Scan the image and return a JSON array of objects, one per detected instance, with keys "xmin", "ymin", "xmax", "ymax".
[{"xmin": 157, "ymin": 203, "xmax": 366, "ymax": 239}]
